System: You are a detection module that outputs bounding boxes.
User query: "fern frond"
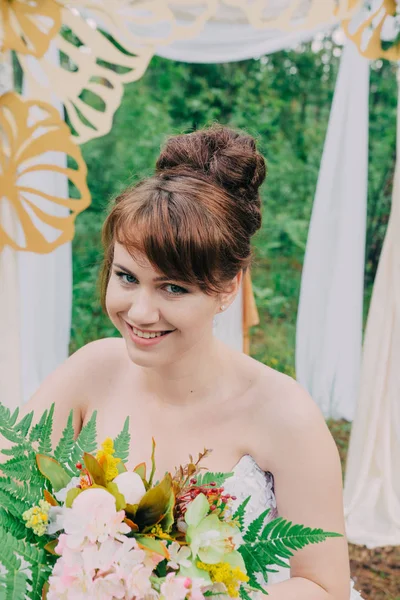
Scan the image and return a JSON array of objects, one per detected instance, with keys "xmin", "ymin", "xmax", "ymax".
[
  {"xmin": 239, "ymin": 586, "xmax": 255, "ymax": 600},
  {"xmin": 193, "ymin": 471, "xmax": 233, "ymax": 487},
  {"xmin": 0, "ymin": 454, "xmax": 38, "ymax": 482},
  {"xmin": 4, "ymin": 570, "xmax": 28, "ymax": 600},
  {"xmin": 38, "ymin": 404, "xmax": 55, "ymax": 455},
  {"xmin": 261, "ymin": 518, "xmax": 341, "ymax": 555},
  {"xmin": 29, "ymin": 410, "xmax": 48, "ymax": 444},
  {"xmin": 113, "ymin": 417, "xmax": 130, "ymax": 463},
  {"xmin": 243, "ymin": 508, "xmax": 271, "ymax": 542},
  {"xmin": 0, "ymin": 487, "xmax": 31, "ymax": 517},
  {"xmin": 14, "ymin": 412, "xmax": 34, "ymax": 438},
  {"xmin": 0, "ymin": 508, "xmax": 29, "ymax": 540},
  {"xmin": 231, "ymin": 496, "xmax": 251, "ymax": 531},
  {"xmin": 68, "ymin": 410, "xmax": 98, "ymax": 470},
  {"xmin": 0, "ymin": 477, "xmax": 41, "ymax": 506},
  {"xmin": 54, "ymin": 410, "xmax": 75, "ymax": 467}
]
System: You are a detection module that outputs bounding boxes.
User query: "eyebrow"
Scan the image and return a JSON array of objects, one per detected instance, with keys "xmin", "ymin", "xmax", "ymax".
[{"xmin": 113, "ymin": 263, "xmax": 173, "ymax": 283}]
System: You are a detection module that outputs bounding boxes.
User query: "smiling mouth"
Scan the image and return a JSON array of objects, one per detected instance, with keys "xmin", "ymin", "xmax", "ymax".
[{"xmin": 126, "ymin": 323, "xmax": 174, "ymax": 339}]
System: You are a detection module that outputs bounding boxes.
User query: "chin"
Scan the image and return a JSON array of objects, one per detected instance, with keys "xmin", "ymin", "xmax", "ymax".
[{"xmin": 124, "ymin": 341, "xmax": 171, "ymax": 369}]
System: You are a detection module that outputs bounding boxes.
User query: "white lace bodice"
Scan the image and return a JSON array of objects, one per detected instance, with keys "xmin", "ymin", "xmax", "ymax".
[{"xmin": 223, "ymin": 454, "xmax": 363, "ymax": 598}]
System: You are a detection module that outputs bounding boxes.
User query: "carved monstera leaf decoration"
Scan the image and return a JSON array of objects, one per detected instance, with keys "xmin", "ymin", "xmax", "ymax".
[
  {"xmin": 0, "ymin": 92, "xmax": 90, "ymax": 253},
  {"xmin": 343, "ymin": 0, "xmax": 400, "ymax": 60},
  {"xmin": 0, "ymin": 0, "xmax": 62, "ymax": 57}
]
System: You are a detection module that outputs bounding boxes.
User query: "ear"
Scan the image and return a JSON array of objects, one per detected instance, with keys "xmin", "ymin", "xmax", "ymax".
[{"xmin": 218, "ymin": 270, "xmax": 243, "ymax": 313}]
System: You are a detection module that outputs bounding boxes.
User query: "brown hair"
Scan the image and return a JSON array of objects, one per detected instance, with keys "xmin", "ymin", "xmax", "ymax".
[{"xmin": 100, "ymin": 124, "xmax": 266, "ymax": 308}]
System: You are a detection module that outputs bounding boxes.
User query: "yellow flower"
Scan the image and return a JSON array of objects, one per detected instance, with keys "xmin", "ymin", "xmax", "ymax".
[
  {"xmin": 197, "ymin": 560, "xmax": 249, "ymax": 597},
  {"xmin": 23, "ymin": 499, "xmax": 51, "ymax": 536},
  {"xmin": 96, "ymin": 437, "xmax": 121, "ymax": 482}
]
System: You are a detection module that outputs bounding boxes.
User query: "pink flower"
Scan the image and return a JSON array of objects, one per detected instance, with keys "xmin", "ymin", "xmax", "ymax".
[
  {"xmin": 124, "ymin": 563, "xmax": 155, "ymax": 598},
  {"xmin": 160, "ymin": 573, "xmax": 191, "ymax": 600},
  {"xmin": 63, "ymin": 488, "xmax": 130, "ymax": 549}
]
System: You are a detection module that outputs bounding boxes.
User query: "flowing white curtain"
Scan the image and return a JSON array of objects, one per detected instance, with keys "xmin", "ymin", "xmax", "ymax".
[
  {"xmin": 156, "ymin": 21, "xmax": 333, "ymax": 63},
  {"xmin": 343, "ymin": 68, "xmax": 400, "ymax": 548},
  {"xmin": 295, "ymin": 41, "xmax": 370, "ymax": 421},
  {"xmin": 0, "ymin": 52, "xmax": 22, "ymax": 409},
  {"xmin": 0, "ymin": 45, "xmax": 72, "ymax": 407}
]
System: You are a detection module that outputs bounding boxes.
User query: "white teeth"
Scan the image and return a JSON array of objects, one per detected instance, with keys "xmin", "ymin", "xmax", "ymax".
[{"xmin": 131, "ymin": 326, "xmax": 164, "ymax": 339}]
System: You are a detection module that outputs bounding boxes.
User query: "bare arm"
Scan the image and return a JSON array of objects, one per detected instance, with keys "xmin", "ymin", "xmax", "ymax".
[{"xmin": 252, "ymin": 376, "xmax": 351, "ymax": 600}]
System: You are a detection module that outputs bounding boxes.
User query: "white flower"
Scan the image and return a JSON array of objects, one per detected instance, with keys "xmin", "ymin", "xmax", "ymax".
[
  {"xmin": 167, "ymin": 542, "xmax": 192, "ymax": 570},
  {"xmin": 62, "ymin": 488, "xmax": 130, "ymax": 549},
  {"xmin": 113, "ymin": 471, "xmax": 146, "ymax": 505},
  {"xmin": 54, "ymin": 477, "xmax": 80, "ymax": 503},
  {"xmin": 47, "ymin": 505, "xmax": 68, "ymax": 535},
  {"xmin": 124, "ymin": 563, "xmax": 154, "ymax": 598},
  {"xmin": 160, "ymin": 573, "xmax": 189, "ymax": 600}
]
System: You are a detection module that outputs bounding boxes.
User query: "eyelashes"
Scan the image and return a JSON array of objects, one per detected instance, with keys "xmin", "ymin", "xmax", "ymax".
[{"xmin": 114, "ymin": 271, "xmax": 189, "ymax": 296}]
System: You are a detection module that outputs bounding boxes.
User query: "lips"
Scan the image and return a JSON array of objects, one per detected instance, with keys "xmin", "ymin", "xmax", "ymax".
[{"xmin": 124, "ymin": 321, "xmax": 175, "ymax": 347}]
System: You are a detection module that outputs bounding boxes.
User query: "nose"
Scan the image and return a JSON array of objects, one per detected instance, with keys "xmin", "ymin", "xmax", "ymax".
[{"xmin": 126, "ymin": 287, "xmax": 160, "ymax": 327}]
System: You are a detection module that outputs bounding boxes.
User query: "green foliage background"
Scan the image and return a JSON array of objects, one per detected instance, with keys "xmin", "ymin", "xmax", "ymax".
[{"xmin": 70, "ymin": 38, "xmax": 398, "ymax": 377}]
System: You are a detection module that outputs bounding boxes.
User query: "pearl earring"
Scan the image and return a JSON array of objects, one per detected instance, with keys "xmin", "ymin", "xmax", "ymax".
[{"xmin": 220, "ymin": 305, "xmax": 226, "ymax": 311}]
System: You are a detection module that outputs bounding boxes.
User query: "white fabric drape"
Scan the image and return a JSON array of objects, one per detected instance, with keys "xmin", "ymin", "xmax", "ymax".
[
  {"xmin": 6, "ymin": 45, "xmax": 72, "ymax": 406},
  {"xmin": 18, "ymin": 46, "xmax": 71, "ymax": 404},
  {"xmin": 295, "ymin": 41, "xmax": 370, "ymax": 421},
  {"xmin": 0, "ymin": 52, "xmax": 22, "ymax": 409},
  {"xmin": 343, "ymin": 68, "xmax": 400, "ymax": 549},
  {"xmin": 156, "ymin": 21, "xmax": 333, "ymax": 64}
]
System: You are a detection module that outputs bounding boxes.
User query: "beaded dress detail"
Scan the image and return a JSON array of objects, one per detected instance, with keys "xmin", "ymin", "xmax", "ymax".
[{"xmin": 223, "ymin": 455, "xmax": 363, "ymax": 598}]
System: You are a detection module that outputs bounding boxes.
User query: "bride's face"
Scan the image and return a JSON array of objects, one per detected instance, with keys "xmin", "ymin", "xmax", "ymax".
[{"xmin": 106, "ymin": 243, "xmax": 224, "ymax": 368}]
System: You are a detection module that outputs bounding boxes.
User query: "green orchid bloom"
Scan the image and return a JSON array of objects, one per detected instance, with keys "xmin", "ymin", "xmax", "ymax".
[{"xmin": 185, "ymin": 493, "xmax": 244, "ymax": 565}]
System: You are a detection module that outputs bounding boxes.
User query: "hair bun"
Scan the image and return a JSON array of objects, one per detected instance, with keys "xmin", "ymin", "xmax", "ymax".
[{"xmin": 155, "ymin": 125, "xmax": 266, "ymax": 234}]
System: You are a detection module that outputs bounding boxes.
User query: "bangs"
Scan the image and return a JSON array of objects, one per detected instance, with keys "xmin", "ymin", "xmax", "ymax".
[{"xmin": 113, "ymin": 185, "xmax": 229, "ymax": 294}]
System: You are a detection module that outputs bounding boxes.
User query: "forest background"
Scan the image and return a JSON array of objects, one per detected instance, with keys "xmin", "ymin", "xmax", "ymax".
[{"xmin": 69, "ymin": 34, "xmax": 399, "ymax": 599}]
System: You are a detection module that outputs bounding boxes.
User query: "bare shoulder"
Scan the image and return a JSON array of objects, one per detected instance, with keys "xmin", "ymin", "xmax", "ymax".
[
  {"xmin": 1, "ymin": 337, "xmax": 126, "ymax": 454},
  {"xmin": 249, "ymin": 365, "xmax": 337, "ymax": 471}
]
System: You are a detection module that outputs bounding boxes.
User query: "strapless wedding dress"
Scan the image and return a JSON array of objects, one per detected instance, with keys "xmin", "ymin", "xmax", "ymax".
[{"xmin": 223, "ymin": 455, "xmax": 363, "ymax": 599}]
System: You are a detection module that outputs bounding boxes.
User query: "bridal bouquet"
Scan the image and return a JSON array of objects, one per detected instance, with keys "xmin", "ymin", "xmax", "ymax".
[{"xmin": 0, "ymin": 403, "xmax": 341, "ymax": 600}]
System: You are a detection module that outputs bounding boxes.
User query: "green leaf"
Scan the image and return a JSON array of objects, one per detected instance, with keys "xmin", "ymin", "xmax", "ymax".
[
  {"xmin": 135, "ymin": 473, "xmax": 174, "ymax": 530},
  {"xmin": 185, "ymin": 493, "xmax": 209, "ymax": 527},
  {"xmin": 113, "ymin": 417, "xmax": 130, "ymax": 463},
  {"xmin": 36, "ymin": 455, "xmax": 71, "ymax": 492},
  {"xmin": 5, "ymin": 571, "xmax": 28, "ymax": 600},
  {"xmin": 54, "ymin": 410, "xmax": 75, "ymax": 466},
  {"xmin": 232, "ymin": 496, "xmax": 251, "ymax": 530},
  {"xmin": 14, "ymin": 412, "xmax": 34, "ymax": 438},
  {"xmin": 192, "ymin": 471, "xmax": 234, "ymax": 487},
  {"xmin": 38, "ymin": 404, "xmax": 55, "ymax": 455},
  {"xmin": 83, "ymin": 452, "xmax": 106, "ymax": 487},
  {"xmin": 29, "ymin": 409, "xmax": 48, "ymax": 444},
  {"xmin": 136, "ymin": 535, "xmax": 170, "ymax": 559},
  {"xmin": 148, "ymin": 437, "xmax": 156, "ymax": 488},
  {"xmin": 68, "ymin": 410, "xmax": 97, "ymax": 469},
  {"xmin": 244, "ymin": 508, "xmax": 271, "ymax": 543}
]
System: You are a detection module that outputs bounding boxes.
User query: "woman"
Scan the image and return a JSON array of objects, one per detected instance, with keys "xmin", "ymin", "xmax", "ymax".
[{"xmin": 6, "ymin": 125, "xmax": 362, "ymax": 599}]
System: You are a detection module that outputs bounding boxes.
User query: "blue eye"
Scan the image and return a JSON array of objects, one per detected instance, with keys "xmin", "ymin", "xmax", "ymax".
[
  {"xmin": 165, "ymin": 284, "xmax": 188, "ymax": 296},
  {"xmin": 115, "ymin": 271, "xmax": 137, "ymax": 285}
]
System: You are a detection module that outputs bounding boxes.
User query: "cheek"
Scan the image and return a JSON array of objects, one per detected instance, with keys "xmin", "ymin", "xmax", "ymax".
[
  {"xmin": 171, "ymin": 297, "xmax": 216, "ymax": 332},
  {"xmin": 105, "ymin": 280, "xmax": 126, "ymax": 317}
]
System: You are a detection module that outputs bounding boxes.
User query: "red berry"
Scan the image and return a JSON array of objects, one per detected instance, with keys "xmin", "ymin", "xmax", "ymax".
[
  {"xmin": 190, "ymin": 478, "xmax": 197, "ymax": 484},
  {"xmin": 231, "ymin": 496, "xmax": 237, "ymax": 501},
  {"xmin": 210, "ymin": 482, "xmax": 216, "ymax": 486},
  {"xmin": 75, "ymin": 462, "xmax": 82, "ymax": 470}
]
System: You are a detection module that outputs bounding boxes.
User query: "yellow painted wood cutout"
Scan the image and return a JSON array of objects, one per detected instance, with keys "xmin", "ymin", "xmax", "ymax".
[
  {"xmin": 0, "ymin": 0, "xmax": 62, "ymax": 57},
  {"xmin": 343, "ymin": 0, "xmax": 400, "ymax": 60},
  {"xmin": 0, "ymin": 92, "xmax": 90, "ymax": 253}
]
